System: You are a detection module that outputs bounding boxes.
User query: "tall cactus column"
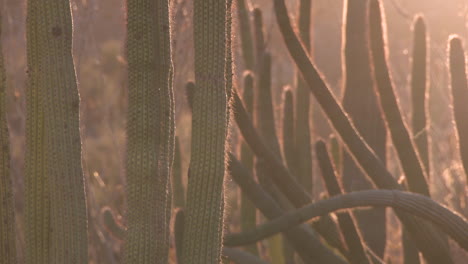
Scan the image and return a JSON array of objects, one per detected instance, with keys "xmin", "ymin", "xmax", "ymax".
[
  {"xmin": 182, "ymin": 0, "xmax": 230, "ymax": 262},
  {"xmin": 25, "ymin": 0, "xmax": 87, "ymax": 263},
  {"xmin": 124, "ymin": 0, "xmax": 175, "ymax": 263},
  {"xmin": 0, "ymin": 11, "xmax": 16, "ymax": 263}
]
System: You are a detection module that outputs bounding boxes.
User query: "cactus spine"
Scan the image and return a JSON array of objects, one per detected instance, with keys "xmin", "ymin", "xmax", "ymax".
[
  {"xmin": 0, "ymin": 11, "xmax": 16, "ymax": 263},
  {"xmin": 182, "ymin": 0, "xmax": 230, "ymax": 262},
  {"xmin": 124, "ymin": 0, "xmax": 175, "ymax": 262},
  {"xmin": 341, "ymin": 0, "xmax": 387, "ymax": 258},
  {"xmin": 26, "ymin": 0, "xmax": 88, "ymax": 263},
  {"xmin": 449, "ymin": 36, "xmax": 468, "ymax": 183}
]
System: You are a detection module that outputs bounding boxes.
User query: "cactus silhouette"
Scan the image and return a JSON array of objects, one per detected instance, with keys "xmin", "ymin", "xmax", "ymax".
[
  {"xmin": 0, "ymin": 11, "xmax": 16, "ymax": 263},
  {"xmin": 449, "ymin": 36, "xmax": 468, "ymax": 183},
  {"xmin": 182, "ymin": 0, "xmax": 230, "ymax": 262},
  {"xmin": 173, "ymin": 137, "xmax": 185, "ymax": 208},
  {"xmin": 124, "ymin": 0, "xmax": 175, "ymax": 262},
  {"xmin": 25, "ymin": 0, "xmax": 87, "ymax": 263}
]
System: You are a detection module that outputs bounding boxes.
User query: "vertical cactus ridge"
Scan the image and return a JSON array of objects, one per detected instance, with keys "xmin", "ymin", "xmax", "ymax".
[
  {"xmin": 410, "ymin": 16, "xmax": 430, "ymax": 177},
  {"xmin": 256, "ymin": 53, "xmax": 282, "ymax": 158},
  {"xmin": 341, "ymin": 0, "xmax": 387, "ymax": 257},
  {"xmin": 253, "ymin": 8, "xmax": 266, "ymax": 68},
  {"xmin": 316, "ymin": 140, "xmax": 370, "ymax": 264},
  {"xmin": 124, "ymin": 0, "xmax": 175, "ymax": 262},
  {"xmin": 282, "ymin": 87, "xmax": 295, "ymax": 174},
  {"xmin": 239, "ymin": 72, "xmax": 258, "ymax": 256},
  {"xmin": 25, "ymin": 1, "xmax": 50, "ymax": 262},
  {"xmin": 0, "ymin": 13, "xmax": 16, "ymax": 263},
  {"xmin": 449, "ymin": 36, "xmax": 468, "ymax": 183},
  {"xmin": 174, "ymin": 208, "xmax": 185, "ymax": 264},
  {"xmin": 185, "ymin": 81, "xmax": 195, "ymax": 111},
  {"xmin": 236, "ymin": 0, "xmax": 255, "ymax": 70},
  {"xmin": 368, "ymin": 0, "xmax": 430, "ymax": 197},
  {"xmin": 182, "ymin": 0, "xmax": 229, "ymax": 262},
  {"xmin": 26, "ymin": 0, "xmax": 87, "ymax": 263},
  {"xmin": 294, "ymin": 0, "xmax": 313, "ymax": 194},
  {"xmin": 272, "ymin": 0, "xmax": 454, "ymax": 261},
  {"xmin": 173, "ymin": 136, "xmax": 185, "ymax": 208}
]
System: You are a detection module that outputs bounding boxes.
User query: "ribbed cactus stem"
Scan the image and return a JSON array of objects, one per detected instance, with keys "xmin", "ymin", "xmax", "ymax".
[
  {"xmin": 173, "ymin": 136, "xmax": 185, "ymax": 208},
  {"xmin": 253, "ymin": 8, "xmax": 265, "ymax": 66},
  {"xmin": 236, "ymin": 0, "xmax": 255, "ymax": 70},
  {"xmin": 26, "ymin": 0, "xmax": 87, "ymax": 262},
  {"xmin": 294, "ymin": 0, "xmax": 313, "ymax": 194},
  {"xmin": 272, "ymin": 0, "xmax": 453, "ymax": 261},
  {"xmin": 239, "ymin": 72, "xmax": 258, "ymax": 256},
  {"xmin": 182, "ymin": 0, "xmax": 230, "ymax": 262},
  {"xmin": 411, "ymin": 16, "xmax": 430, "ymax": 177},
  {"xmin": 174, "ymin": 208, "xmax": 185, "ymax": 264},
  {"xmin": 0, "ymin": 12, "xmax": 16, "ymax": 263},
  {"xmin": 341, "ymin": 0, "xmax": 387, "ymax": 257},
  {"xmin": 282, "ymin": 87, "xmax": 295, "ymax": 173},
  {"xmin": 369, "ymin": 0, "xmax": 430, "ymax": 197},
  {"xmin": 185, "ymin": 81, "xmax": 195, "ymax": 111},
  {"xmin": 124, "ymin": 0, "xmax": 175, "ymax": 262},
  {"xmin": 449, "ymin": 36, "xmax": 468, "ymax": 183},
  {"xmin": 316, "ymin": 140, "xmax": 370, "ymax": 264}
]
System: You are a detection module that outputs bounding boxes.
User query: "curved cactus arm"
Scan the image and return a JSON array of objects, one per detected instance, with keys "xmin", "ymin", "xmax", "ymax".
[
  {"xmin": 228, "ymin": 154, "xmax": 347, "ymax": 264},
  {"xmin": 26, "ymin": 0, "xmax": 88, "ymax": 262},
  {"xmin": 368, "ymin": 0, "xmax": 430, "ymax": 197},
  {"xmin": 0, "ymin": 11, "xmax": 16, "ymax": 263},
  {"xmin": 316, "ymin": 140, "xmax": 370, "ymax": 264},
  {"xmin": 225, "ymin": 189, "xmax": 468, "ymax": 251},
  {"xmin": 223, "ymin": 248, "xmax": 271, "ymax": 264},
  {"xmin": 449, "ymin": 36, "xmax": 468, "ymax": 183},
  {"xmin": 272, "ymin": 0, "xmax": 453, "ymax": 262}
]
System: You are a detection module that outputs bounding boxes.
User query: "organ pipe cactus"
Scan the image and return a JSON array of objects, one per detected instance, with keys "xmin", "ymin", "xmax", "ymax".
[
  {"xmin": 449, "ymin": 36, "xmax": 468, "ymax": 183},
  {"xmin": 341, "ymin": 0, "xmax": 387, "ymax": 257},
  {"xmin": 0, "ymin": 11, "xmax": 16, "ymax": 264},
  {"xmin": 272, "ymin": 0, "xmax": 454, "ymax": 262},
  {"xmin": 124, "ymin": 0, "xmax": 175, "ymax": 262},
  {"xmin": 25, "ymin": 0, "xmax": 87, "ymax": 263},
  {"xmin": 182, "ymin": 0, "xmax": 230, "ymax": 262},
  {"xmin": 173, "ymin": 136, "xmax": 185, "ymax": 208}
]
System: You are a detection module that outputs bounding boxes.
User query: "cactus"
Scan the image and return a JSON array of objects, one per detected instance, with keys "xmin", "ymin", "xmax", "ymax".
[
  {"xmin": 239, "ymin": 72, "xmax": 259, "ymax": 256},
  {"xmin": 294, "ymin": 0, "xmax": 313, "ymax": 195},
  {"xmin": 181, "ymin": 0, "xmax": 230, "ymax": 262},
  {"xmin": 227, "ymin": 154, "xmax": 347, "ymax": 264},
  {"xmin": 368, "ymin": 0, "xmax": 430, "ymax": 197},
  {"xmin": 449, "ymin": 36, "xmax": 468, "ymax": 183},
  {"xmin": 253, "ymin": 8, "xmax": 266, "ymax": 68},
  {"xmin": 316, "ymin": 140, "xmax": 370, "ymax": 264},
  {"xmin": 272, "ymin": 0, "xmax": 454, "ymax": 262},
  {"xmin": 101, "ymin": 207, "xmax": 126, "ymax": 241},
  {"xmin": 173, "ymin": 136, "xmax": 185, "ymax": 208},
  {"xmin": 124, "ymin": 0, "xmax": 175, "ymax": 262},
  {"xmin": 174, "ymin": 208, "xmax": 185, "ymax": 264},
  {"xmin": 329, "ymin": 135, "xmax": 342, "ymax": 175},
  {"xmin": 224, "ymin": 189, "xmax": 468, "ymax": 251},
  {"xmin": 236, "ymin": 0, "xmax": 255, "ymax": 70},
  {"xmin": 410, "ymin": 16, "xmax": 430, "ymax": 177},
  {"xmin": 341, "ymin": 0, "xmax": 387, "ymax": 257},
  {"xmin": 281, "ymin": 87, "xmax": 295, "ymax": 174},
  {"xmin": 25, "ymin": 0, "xmax": 88, "ymax": 263},
  {"xmin": 0, "ymin": 12, "xmax": 16, "ymax": 263}
]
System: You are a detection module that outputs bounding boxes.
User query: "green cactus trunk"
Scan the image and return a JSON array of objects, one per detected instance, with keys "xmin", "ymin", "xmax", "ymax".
[
  {"xmin": 25, "ymin": 0, "xmax": 88, "ymax": 263},
  {"xmin": 341, "ymin": 0, "xmax": 387, "ymax": 258},
  {"xmin": 182, "ymin": 0, "xmax": 230, "ymax": 262},
  {"xmin": 0, "ymin": 12, "xmax": 16, "ymax": 263},
  {"xmin": 449, "ymin": 37, "xmax": 468, "ymax": 183},
  {"xmin": 124, "ymin": 0, "xmax": 175, "ymax": 262},
  {"xmin": 173, "ymin": 136, "xmax": 185, "ymax": 208}
]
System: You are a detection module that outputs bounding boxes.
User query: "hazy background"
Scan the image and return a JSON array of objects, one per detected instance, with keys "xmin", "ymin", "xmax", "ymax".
[{"xmin": 1, "ymin": 0, "xmax": 467, "ymax": 263}]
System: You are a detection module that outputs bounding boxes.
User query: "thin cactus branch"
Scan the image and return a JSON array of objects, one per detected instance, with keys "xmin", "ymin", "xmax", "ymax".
[
  {"xmin": 272, "ymin": 0, "xmax": 453, "ymax": 262},
  {"xmin": 224, "ymin": 190, "xmax": 468, "ymax": 251}
]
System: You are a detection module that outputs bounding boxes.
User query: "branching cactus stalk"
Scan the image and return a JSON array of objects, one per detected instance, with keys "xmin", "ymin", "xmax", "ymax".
[
  {"xmin": 124, "ymin": 0, "xmax": 175, "ymax": 262},
  {"xmin": 25, "ymin": 0, "xmax": 88, "ymax": 263},
  {"xmin": 341, "ymin": 0, "xmax": 387, "ymax": 257},
  {"xmin": 449, "ymin": 36, "xmax": 468, "ymax": 183},
  {"xmin": 0, "ymin": 12, "xmax": 16, "ymax": 263},
  {"xmin": 182, "ymin": 0, "xmax": 230, "ymax": 262}
]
